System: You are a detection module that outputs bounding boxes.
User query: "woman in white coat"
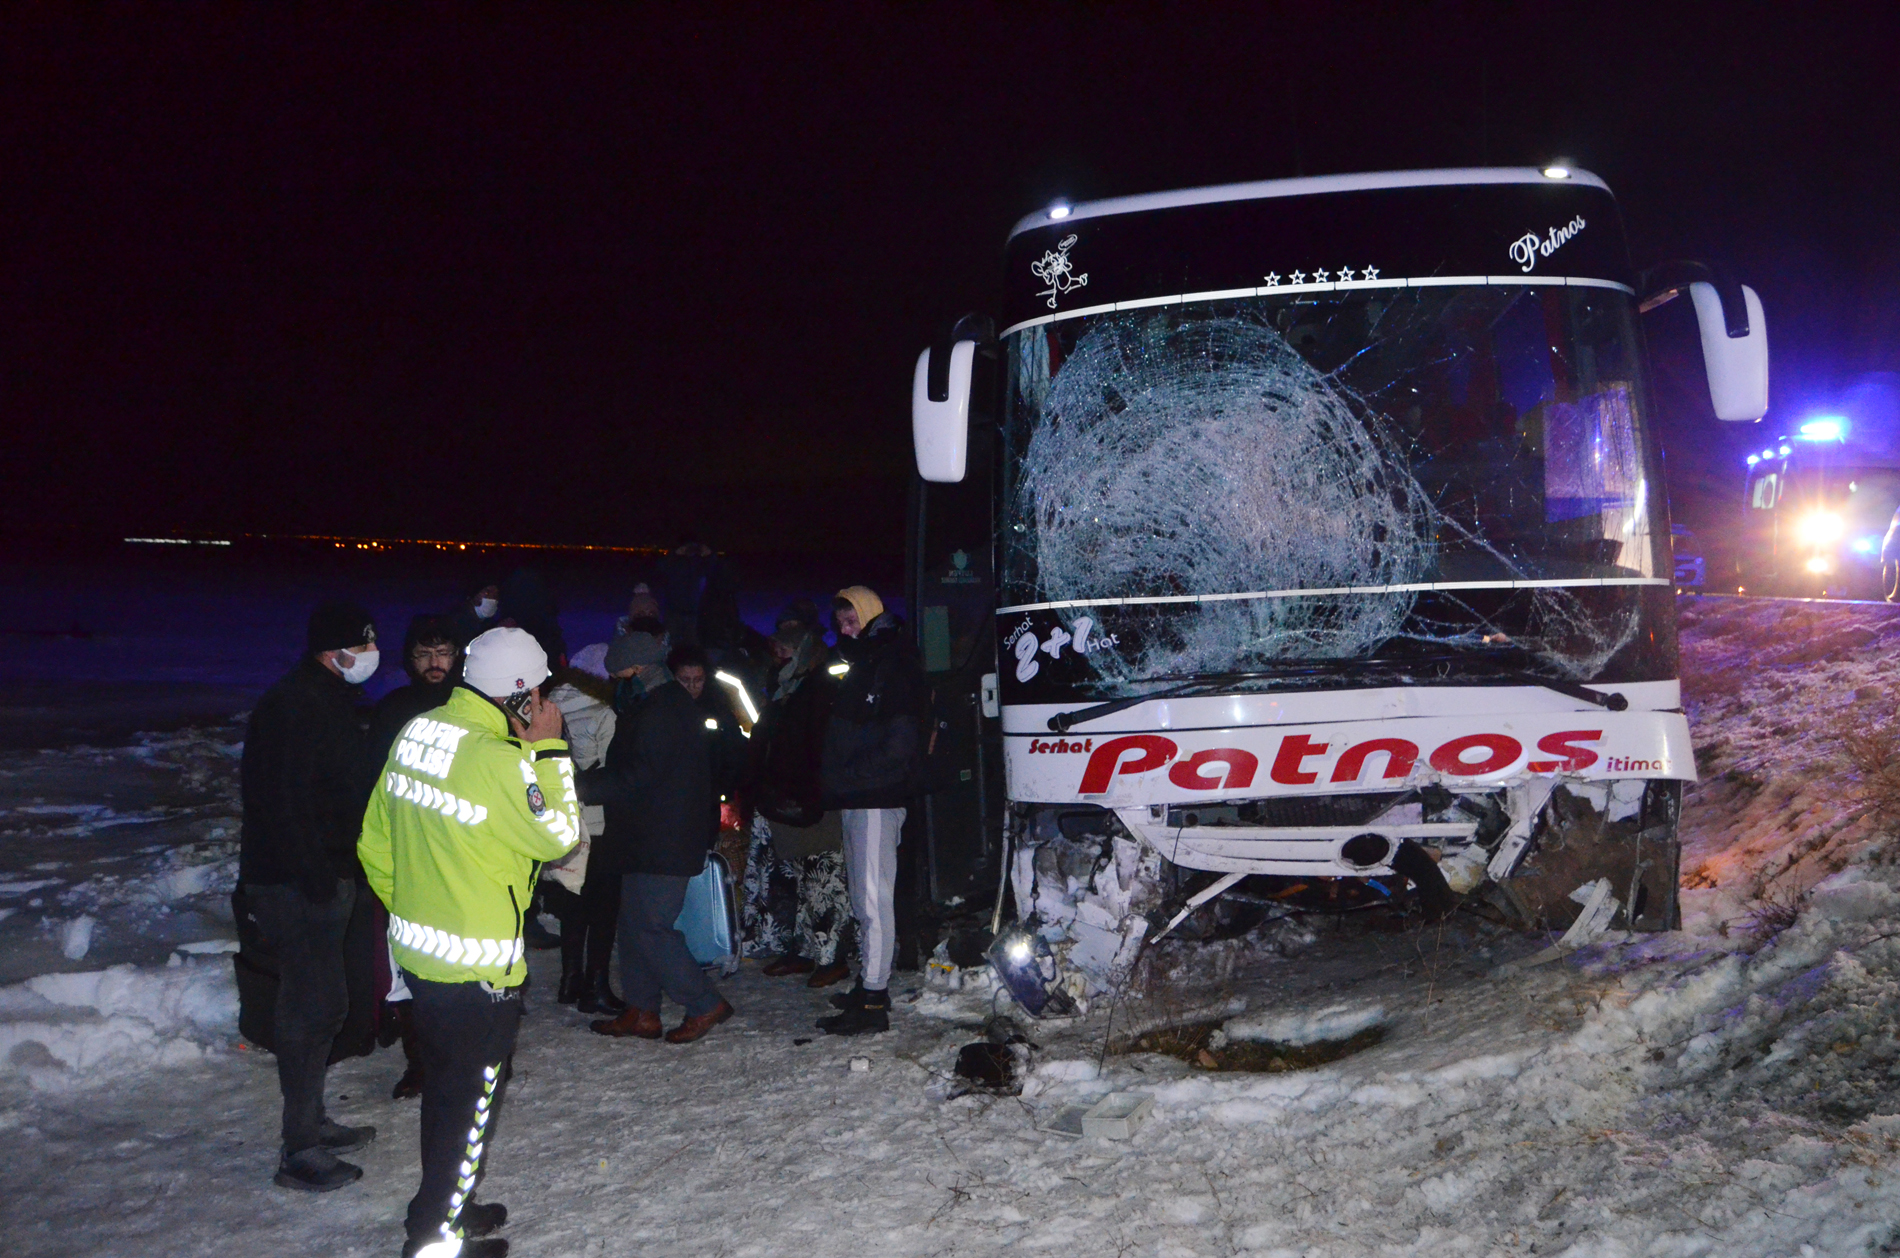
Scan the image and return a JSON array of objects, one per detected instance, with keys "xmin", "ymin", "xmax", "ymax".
[{"xmin": 543, "ymin": 643, "xmax": 618, "ymax": 1005}]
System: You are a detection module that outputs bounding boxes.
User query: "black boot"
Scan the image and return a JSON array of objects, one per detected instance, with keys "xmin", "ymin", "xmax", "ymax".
[
  {"xmin": 275, "ymin": 1145, "xmax": 363, "ymax": 1191},
  {"xmin": 576, "ymin": 971, "xmax": 628, "ymax": 1016},
  {"xmin": 829, "ymin": 982, "xmax": 868, "ymax": 1010},
  {"xmin": 456, "ymin": 1201, "xmax": 508, "ymax": 1237},
  {"xmin": 557, "ymin": 911, "xmax": 586, "ymax": 1004},
  {"xmin": 819, "ymin": 988, "xmax": 890, "ymax": 1036}
]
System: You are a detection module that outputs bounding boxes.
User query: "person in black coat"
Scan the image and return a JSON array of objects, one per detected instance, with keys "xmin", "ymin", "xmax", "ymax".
[
  {"xmin": 368, "ymin": 614, "xmax": 462, "ymax": 763},
  {"xmin": 747, "ymin": 614, "xmax": 854, "ymax": 983},
  {"xmin": 363, "ymin": 612, "xmax": 461, "ymax": 1099},
  {"xmin": 237, "ymin": 600, "xmax": 382, "ymax": 1191},
  {"xmin": 818, "ymin": 585, "xmax": 926, "ymax": 1036},
  {"xmin": 668, "ymin": 643, "xmax": 749, "ymax": 825},
  {"xmin": 578, "ymin": 631, "xmax": 734, "ymax": 1044}
]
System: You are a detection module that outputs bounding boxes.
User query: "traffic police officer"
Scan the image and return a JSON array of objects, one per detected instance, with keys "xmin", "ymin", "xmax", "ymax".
[{"xmin": 359, "ymin": 627, "xmax": 580, "ymax": 1258}]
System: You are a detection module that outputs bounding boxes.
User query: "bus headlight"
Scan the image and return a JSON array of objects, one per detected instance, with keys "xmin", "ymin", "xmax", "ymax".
[
  {"xmin": 1805, "ymin": 556, "xmax": 1832, "ymax": 574},
  {"xmin": 1796, "ymin": 511, "xmax": 1844, "ymax": 545}
]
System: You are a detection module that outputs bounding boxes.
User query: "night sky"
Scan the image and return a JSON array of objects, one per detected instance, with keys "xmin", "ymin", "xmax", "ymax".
[{"xmin": 4, "ymin": 6, "xmax": 1897, "ymax": 553}]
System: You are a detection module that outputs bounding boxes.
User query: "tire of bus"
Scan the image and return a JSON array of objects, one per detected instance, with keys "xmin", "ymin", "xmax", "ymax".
[{"xmin": 1884, "ymin": 559, "xmax": 1900, "ymax": 603}]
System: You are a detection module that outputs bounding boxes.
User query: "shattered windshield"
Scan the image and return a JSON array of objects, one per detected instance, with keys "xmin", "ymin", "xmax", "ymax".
[{"xmin": 1000, "ymin": 285, "xmax": 1669, "ymax": 692}]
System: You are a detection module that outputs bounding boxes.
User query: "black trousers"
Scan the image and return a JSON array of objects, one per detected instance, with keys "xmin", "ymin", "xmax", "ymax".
[
  {"xmin": 247, "ymin": 879, "xmax": 355, "ymax": 1153},
  {"xmin": 543, "ymin": 881, "xmax": 585, "ymax": 979},
  {"xmin": 403, "ymin": 972, "xmax": 523, "ymax": 1245},
  {"xmin": 577, "ymin": 830, "xmax": 626, "ymax": 979}
]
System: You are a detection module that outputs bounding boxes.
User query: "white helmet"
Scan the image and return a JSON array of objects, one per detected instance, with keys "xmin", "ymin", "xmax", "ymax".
[{"xmin": 464, "ymin": 627, "xmax": 550, "ymax": 698}]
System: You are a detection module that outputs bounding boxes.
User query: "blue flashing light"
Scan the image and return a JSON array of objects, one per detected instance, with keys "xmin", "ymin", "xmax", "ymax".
[
  {"xmin": 1799, "ymin": 418, "xmax": 1847, "ymax": 441},
  {"xmin": 1746, "ymin": 454, "xmax": 1761, "ymax": 466},
  {"xmin": 1854, "ymin": 536, "xmax": 1879, "ymax": 555},
  {"xmin": 1779, "ymin": 445, "xmax": 1793, "ymax": 456}
]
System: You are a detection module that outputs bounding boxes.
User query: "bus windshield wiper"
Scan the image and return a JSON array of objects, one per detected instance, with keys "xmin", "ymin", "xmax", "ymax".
[{"xmin": 1413, "ymin": 644, "xmax": 1630, "ymax": 711}]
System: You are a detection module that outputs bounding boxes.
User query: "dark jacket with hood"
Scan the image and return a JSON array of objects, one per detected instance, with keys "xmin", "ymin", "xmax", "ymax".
[
  {"xmin": 367, "ymin": 615, "xmax": 461, "ymax": 767},
  {"xmin": 239, "ymin": 656, "xmax": 374, "ymax": 898},
  {"xmin": 576, "ymin": 670, "xmax": 716, "ymax": 877},
  {"xmin": 821, "ymin": 613, "xmax": 926, "ymax": 810},
  {"xmin": 747, "ymin": 633, "xmax": 837, "ymax": 826},
  {"xmin": 695, "ymin": 682, "xmax": 749, "ymax": 817}
]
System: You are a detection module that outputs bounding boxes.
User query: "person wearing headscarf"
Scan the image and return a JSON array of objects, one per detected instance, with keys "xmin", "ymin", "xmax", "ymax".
[{"xmin": 817, "ymin": 586, "xmax": 926, "ymax": 1036}]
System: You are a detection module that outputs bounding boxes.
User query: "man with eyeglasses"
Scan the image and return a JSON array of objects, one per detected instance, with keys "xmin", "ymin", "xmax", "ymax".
[
  {"xmin": 367, "ymin": 614, "xmax": 466, "ymax": 1099},
  {"xmin": 372, "ymin": 615, "xmax": 465, "ymax": 762}
]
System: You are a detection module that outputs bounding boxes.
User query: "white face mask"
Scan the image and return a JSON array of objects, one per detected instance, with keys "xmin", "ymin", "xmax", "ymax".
[
  {"xmin": 339, "ymin": 648, "xmax": 379, "ymax": 684},
  {"xmin": 474, "ymin": 598, "xmax": 499, "ymax": 620}
]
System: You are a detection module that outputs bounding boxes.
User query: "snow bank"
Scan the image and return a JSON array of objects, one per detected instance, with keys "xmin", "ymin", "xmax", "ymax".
[{"xmin": 0, "ymin": 958, "xmax": 236, "ymax": 1090}]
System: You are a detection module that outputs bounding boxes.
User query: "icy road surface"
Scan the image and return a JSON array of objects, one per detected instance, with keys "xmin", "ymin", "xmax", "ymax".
[{"xmin": 5, "ymin": 594, "xmax": 1900, "ymax": 1257}]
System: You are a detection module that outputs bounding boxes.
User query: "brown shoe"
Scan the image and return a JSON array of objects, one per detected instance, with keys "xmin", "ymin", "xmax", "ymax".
[
  {"xmin": 665, "ymin": 999, "xmax": 735, "ymax": 1044},
  {"xmin": 762, "ymin": 954, "xmax": 816, "ymax": 977},
  {"xmin": 806, "ymin": 963, "xmax": 850, "ymax": 989},
  {"xmin": 590, "ymin": 1007, "xmax": 662, "ymax": 1039}
]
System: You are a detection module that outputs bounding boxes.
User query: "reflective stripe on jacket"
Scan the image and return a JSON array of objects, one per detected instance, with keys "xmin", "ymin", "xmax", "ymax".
[{"xmin": 358, "ymin": 685, "xmax": 580, "ymax": 986}]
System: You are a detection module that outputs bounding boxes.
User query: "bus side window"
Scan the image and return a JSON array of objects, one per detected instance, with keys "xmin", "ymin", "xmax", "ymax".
[{"xmin": 1750, "ymin": 474, "xmax": 1777, "ymax": 509}]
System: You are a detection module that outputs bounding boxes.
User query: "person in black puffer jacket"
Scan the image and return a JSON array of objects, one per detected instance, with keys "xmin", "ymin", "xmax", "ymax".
[
  {"xmin": 238, "ymin": 600, "xmax": 382, "ymax": 1192},
  {"xmin": 745, "ymin": 612, "xmax": 855, "ymax": 986},
  {"xmin": 577, "ymin": 631, "xmax": 734, "ymax": 1044},
  {"xmin": 818, "ymin": 585, "xmax": 926, "ymax": 1036},
  {"xmin": 367, "ymin": 614, "xmax": 462, "ymax": 765}
]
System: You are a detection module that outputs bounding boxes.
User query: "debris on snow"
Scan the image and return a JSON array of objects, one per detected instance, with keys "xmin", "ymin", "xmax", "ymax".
[
  {"xmin": 1225, "ymin": 1002, "xmax": 1388, "ymax": 1047},
  {"xmin": 56, "ymin": 914, "xmax": 94, "ymax": 960}
]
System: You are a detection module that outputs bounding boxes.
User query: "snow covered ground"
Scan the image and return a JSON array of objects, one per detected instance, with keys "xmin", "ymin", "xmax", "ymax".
[{"xmin": 7, "ymin": 594, "xmax": 1900, "ymax": 1256}]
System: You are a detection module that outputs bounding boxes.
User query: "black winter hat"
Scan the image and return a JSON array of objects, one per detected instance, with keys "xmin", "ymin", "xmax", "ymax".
[{"xmin": 307, "ymin": 600, "xmax": 378, "ymax": 654}]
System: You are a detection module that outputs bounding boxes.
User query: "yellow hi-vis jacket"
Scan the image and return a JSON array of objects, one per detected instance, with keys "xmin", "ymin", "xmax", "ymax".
[{"xmin": 358, "ymin": 685, "xmax": 580, "ymax": 986}]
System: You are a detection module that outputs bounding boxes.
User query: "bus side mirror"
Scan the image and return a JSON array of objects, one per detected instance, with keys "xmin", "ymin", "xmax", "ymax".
[
  {"xmin": 912, "ymin": 340, "xmax": 977, "ymax": 483},
  {"xmin": 1690, "ymin": 282, "xmax": 1769, "ymax": 421}
]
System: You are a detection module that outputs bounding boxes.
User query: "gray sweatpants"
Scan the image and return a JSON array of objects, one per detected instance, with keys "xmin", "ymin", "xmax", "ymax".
[{"xmin": 842, "ymin": 807, "xmax": 905, "ymax": 991}]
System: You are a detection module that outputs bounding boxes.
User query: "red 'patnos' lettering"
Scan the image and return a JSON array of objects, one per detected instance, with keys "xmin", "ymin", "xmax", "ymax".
[
  {"xmin": 1270, "ymin": 734, "xmax": 1330, "ymax": 785},
  {"xmin": 1078, "ymin": 735, "xmax": 1177, "ymax": 795},
  {"xmin": 1168, "ymin": 748, "xmax": 1260, "ymax": 791},
  {"xmin": 1429, "ymin": 733, "xmax": 1523, "ymax": 776},
  {"xmin": 1330, "ymin": 738, "xmax": 1419, "ymax": 783},
  {"xmin": 1528, "ymin": 729, "xmax": 1603, "ymax": 773}
]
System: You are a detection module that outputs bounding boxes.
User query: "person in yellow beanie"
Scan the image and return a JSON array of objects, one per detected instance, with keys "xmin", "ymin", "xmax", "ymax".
[{"xmin": 818, "ymin": 584, "xmax": 926, "ymax": 1035}]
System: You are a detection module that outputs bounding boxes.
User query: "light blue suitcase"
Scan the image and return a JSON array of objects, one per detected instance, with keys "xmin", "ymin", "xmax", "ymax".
[{"xmin": 673, "ymin": 852, "xmax": 740, "ymax": 976}]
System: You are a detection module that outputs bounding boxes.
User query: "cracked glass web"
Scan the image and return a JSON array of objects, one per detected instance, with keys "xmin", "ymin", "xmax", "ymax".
[{"xmin": 1007, "ymin": 295, "xmax": 1653, "ymax": 687}]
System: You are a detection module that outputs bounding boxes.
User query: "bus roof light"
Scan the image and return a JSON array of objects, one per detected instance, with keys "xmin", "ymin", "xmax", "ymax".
[{"xmin": 1799, "ymin": 418, "xmax": 1846, "ymax": 441}]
